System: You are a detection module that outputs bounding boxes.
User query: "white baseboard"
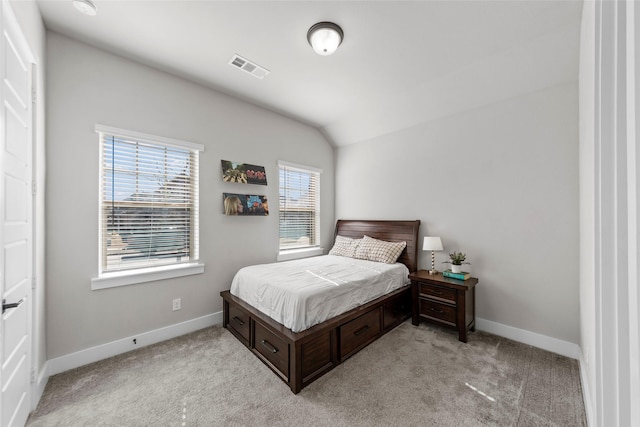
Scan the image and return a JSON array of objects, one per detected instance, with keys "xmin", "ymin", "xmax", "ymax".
[
  {"xmin": 47, "ymin": 311, "xmax": 223, "ymax": 376},
  {"xmin": 578, "ymin": 352, "xmax": 595, "ymax": 427},
  {"xmin": 31, "ymin": 361, "xmax": 49, "ymax": 411},
  {"xmin": 37, "ymin": 312, "xmax": 590, "ymax": 421},
  {"xmin": 475, "ymin": 317, "xmax": 581, "ymax": 359}
]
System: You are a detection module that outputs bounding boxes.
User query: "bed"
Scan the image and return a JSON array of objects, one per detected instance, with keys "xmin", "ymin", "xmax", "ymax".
[{"xmin": 220, "ymin": 219, "xmax": 420, "ymax": 393}]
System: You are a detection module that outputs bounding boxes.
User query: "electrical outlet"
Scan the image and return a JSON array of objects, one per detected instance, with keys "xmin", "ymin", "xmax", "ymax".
[{"xmin": 173, "ymin": 298, "xmax": 181, "ymax": 311}]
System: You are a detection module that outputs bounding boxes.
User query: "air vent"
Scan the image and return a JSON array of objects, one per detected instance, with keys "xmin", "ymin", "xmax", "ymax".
[{"xmin": 229, "ymin": 54, "xmax": 270, "ymax": 79}]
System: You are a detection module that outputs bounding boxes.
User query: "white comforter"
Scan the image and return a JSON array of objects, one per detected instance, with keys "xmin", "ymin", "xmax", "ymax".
[{"xmin": 230, "ymin": 254, "xmax": 409, "ymax": 332}]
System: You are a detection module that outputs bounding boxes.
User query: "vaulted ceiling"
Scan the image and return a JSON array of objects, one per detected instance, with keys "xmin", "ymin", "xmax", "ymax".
[{"xmin": 36, "ymin": 0, "xmax": 583, "ymax": 147}]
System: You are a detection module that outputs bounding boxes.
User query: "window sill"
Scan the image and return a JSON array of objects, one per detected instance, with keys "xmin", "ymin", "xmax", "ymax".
[
  {"xmin": 91, "ymin": 263, "xmax": 205, "ymax": 290},
  {"xmin": 277, "ymin": 247, "xmax": 324, "ymax": 262}
]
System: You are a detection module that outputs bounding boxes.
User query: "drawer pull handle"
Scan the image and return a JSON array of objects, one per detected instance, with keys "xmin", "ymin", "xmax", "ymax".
[
  {"xmin": 260, "ymin": 339, "xmax": 278, "ymax": 353},
  {"xmin": 430, "ymin": 308, "xmax": 444, "ymax": 314},
  {"xmin": 232, "ymin": 316, "xmax": 245, "ymax": 326},
  {"xmin": 430, "ymin": 290, "xmax": 443, "ymax": 295},
  {"xmin": 354, "ymin": 325, "xmax": 370, "ymax": 336}
]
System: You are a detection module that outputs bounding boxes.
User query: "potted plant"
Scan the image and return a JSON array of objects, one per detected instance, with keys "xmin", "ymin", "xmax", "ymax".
[{"xmin": 443, "ymin": 251, "xmax": 470, "ymax": 273}]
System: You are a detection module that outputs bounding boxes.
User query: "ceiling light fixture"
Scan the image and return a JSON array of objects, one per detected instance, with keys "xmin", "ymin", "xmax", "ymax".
[
  {"xmin": 307, "ymin": 22, "xmax": 343, "ymax": 56},
  {"xmin": 72, "ymin": 0, "xmax": 97, "ymax": 16}
]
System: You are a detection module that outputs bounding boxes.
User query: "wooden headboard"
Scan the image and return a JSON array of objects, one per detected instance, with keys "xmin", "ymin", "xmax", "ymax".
[{"xmin": 334, "ymin": 219, "xmax": 421, "ymax": 273}]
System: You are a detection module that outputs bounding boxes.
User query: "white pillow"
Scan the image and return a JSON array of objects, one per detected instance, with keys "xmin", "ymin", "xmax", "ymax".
[
  {"xmin": 328, "ymin": 235, "xmax": 361, "ymax": 258},
  {"xmin": 354, "ymin": 235, "xmax": 407, "ymax": 264}
]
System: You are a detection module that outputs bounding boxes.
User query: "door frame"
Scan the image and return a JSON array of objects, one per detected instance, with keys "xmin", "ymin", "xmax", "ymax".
[{"xmin": 0, "ymin": 0, "xmax": 38, "ymax": 422}]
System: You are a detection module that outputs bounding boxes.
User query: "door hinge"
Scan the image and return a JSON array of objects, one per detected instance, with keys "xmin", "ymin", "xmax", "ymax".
[
  {"xmin": 32, "ymin": 89, "xmax": 36, "ymax": 105},
  {"xmin": 32, "ymin": 276, "xmax": 36, "ymax": 289},
  {"xmin": 30, "ymin": 368, "xmax": 36, "ymax": 384},
  {"xmin": 32, "ymin": 182, "xmax": 36, "ymax": 196}
]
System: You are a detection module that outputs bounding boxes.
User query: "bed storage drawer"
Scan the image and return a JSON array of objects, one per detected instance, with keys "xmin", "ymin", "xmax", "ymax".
[
  {"xmin": 227, "ymin": 304, "xmax": 250, "ymax": 345},
  {"xmin": 253, "ymin": 321, "xmax": 290, "ymax": 379},
  {"xmin": 339, "ymin": 308, "xmax": 381, "ymax": 360}
]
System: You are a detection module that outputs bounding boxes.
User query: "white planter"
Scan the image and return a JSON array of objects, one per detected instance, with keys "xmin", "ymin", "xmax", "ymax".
[{"xmin": 451, "ymin": 264, "xmax": 462, "ymax": 273}]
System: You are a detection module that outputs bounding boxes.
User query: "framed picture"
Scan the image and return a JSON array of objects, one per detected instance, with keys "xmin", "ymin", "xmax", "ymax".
[
  {"xmin": 223, "ymin": 193, "xmax": 269, "ymax": 216},
  {"xmin": 221, "ymin": 160, "xmax": 267, "ymax": 185}
]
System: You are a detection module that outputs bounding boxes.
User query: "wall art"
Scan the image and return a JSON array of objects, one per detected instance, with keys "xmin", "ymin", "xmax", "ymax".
[
  {"xmin": 223, "ymin": 193, "xmax": 269, "ymax": 216},
  {"xmin": 221, "ymin": 160, "xmax": 267, "ymax": 185}
]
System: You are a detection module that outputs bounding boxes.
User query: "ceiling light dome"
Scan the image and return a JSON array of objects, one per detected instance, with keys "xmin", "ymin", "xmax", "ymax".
[
  {"xmin": 307, "ymin": 22, "xmax": 344, "ymax": 56},
  {"xmin": 72, "ymin": 0, "xmax": 97, "ymax": 16}
]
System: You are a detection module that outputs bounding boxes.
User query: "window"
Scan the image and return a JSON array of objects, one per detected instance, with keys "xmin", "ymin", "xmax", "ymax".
[
  {"xmin": 93, "ymin": 125, "xmax": 204, "ymax": 288},
  {"xmin": 278, "ymin": 161, "xmax": 322, "ymax": 255}
]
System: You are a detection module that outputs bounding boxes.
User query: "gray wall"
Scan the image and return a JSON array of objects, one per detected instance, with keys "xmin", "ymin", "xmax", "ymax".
[
  {"xmin": 45, "ymin": 21, "xmax": 579, "ymax": 359},
  {"xmin": 335, "ymin": 82, "xmax": 580, "ymax": 343},
  {"xmin": 45, "ymin": 32, "xmax": 335, "ymax": 358}
]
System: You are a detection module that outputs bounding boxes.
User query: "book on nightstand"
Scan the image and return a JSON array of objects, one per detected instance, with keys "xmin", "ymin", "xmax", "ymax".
[{"xmin": 442, "ymin": 270, "xmax": 471, "ymax": 280}]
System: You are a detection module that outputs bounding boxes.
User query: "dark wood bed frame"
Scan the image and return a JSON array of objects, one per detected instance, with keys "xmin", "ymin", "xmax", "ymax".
[{"xmin": 220, "ymin": 219, "xmax": 420, "ymax": 393}]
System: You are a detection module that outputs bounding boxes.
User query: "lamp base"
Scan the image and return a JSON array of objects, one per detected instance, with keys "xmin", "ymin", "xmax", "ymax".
[{"xmin": 428, "ymin": 250, "xmax": 439, "ymax": 276}]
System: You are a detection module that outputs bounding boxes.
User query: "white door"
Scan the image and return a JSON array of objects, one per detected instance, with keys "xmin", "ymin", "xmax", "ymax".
[{"xmin": 0, "ymin": 1, "xmax": 33, "ymax": 426}]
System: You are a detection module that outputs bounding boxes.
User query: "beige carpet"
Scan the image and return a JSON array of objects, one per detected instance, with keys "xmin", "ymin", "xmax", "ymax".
[{"xmin": 27, "ymin": 322, "xmax": 586, "ymax": 426}]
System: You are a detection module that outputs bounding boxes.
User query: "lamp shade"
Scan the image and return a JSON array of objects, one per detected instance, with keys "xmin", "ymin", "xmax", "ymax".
[
  {"xmin": 307, "ymin": 22, "xmax": 344, "ymax": 56},
  {"xmin": 423, "ymin": 236, "xmax": 443, "ymax": 251}
]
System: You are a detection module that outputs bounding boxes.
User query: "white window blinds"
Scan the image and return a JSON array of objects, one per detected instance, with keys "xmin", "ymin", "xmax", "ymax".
[
  {"xmin": 278, "ymin": 161, "xmax": 321, "ymax": 251},
  {"xmin": 97, "ymin": 126, "xmax": 202, "ymax": 274}
]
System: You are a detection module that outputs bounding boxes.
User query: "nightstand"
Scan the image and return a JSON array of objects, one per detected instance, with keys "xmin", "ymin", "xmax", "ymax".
[{"xmin": 409, "ymin": 270, "xmax": 478, "ymax": 343}]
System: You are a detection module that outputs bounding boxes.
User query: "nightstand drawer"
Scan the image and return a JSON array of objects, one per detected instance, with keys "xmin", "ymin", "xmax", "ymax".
[
  {"xmin": 419, "ymin": 299, "xmax": 456, "ymax": 325},
  {"xmin": 419, "ymin": 283, "xmax": 456, "ymax": 303}
]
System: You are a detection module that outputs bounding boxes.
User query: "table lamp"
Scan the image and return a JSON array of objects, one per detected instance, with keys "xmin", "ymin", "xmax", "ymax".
[{"xmin": 423, "ymin": 236, "xmax": 443, "ymax": 275}]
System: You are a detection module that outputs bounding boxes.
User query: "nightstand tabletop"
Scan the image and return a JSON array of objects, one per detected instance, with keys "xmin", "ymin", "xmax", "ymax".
[{"xmin": 409, "ymin": 270, "xmax": 478, "ymax": 289}]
